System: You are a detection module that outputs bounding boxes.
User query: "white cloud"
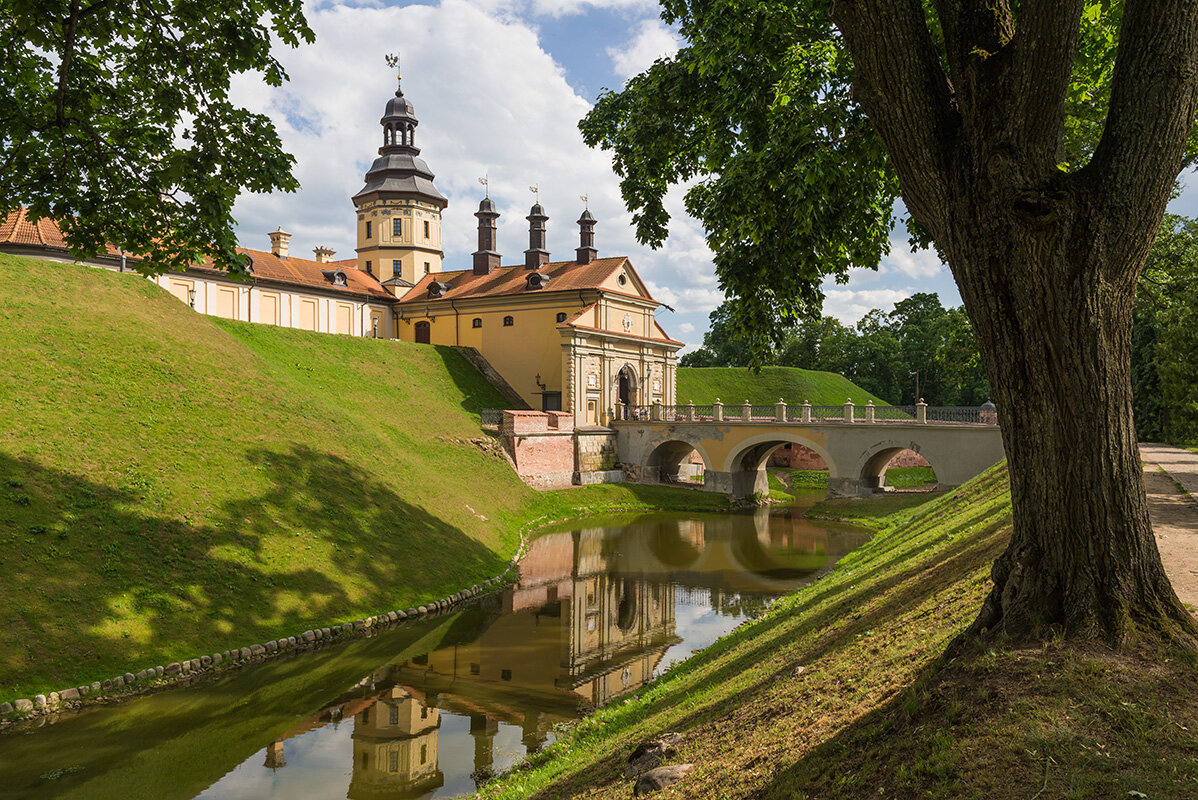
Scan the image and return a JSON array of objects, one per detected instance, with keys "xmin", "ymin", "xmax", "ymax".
[
  {"xmin": 228, "ymin": 0, "xmax": 718, "ymax": 350},
  {"xmin": 607, "ymin": 19, "xmax": 680, "ymax": 80},
  {"xmin": 675, "ymin": 322, "xmax": 694, "ymax": 334},
  {"xmin": 821, "ymin": 288, "xmax": 911, "ymax": 326},
  {"xmin": 882, "ymin": 239, "xmax": 944, "ymax": 280}
]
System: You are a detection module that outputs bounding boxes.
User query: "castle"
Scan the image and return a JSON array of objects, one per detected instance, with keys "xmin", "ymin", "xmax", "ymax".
[{"xmin": 0, "ymin": 74, "xmax": 682, "ymax": 427}]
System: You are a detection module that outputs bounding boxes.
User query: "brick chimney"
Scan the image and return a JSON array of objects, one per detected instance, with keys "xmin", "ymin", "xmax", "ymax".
[
  {"xmin": 473, "ymin": 197, "xmax": 501, "ymax": 275},
  {"xmin": 268, "ymin": 227, "xmax": 291, "ymax": 258},
  {"xmin": 524, "ymin": 203, "xmax": 549, "ymax": 270},
  {"xmin": 576, "ymin": 208, "xmax": 597, "ymax": 265},
  {"xmin": 313, "ymin": 246, "xmax": 336, "ymax": 264}
]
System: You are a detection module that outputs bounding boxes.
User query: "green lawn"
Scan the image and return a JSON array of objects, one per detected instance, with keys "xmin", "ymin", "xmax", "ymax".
[
  {"xmin": 475, "ymin": 463, "xmax": 1198, "ymax": 800},
  {"xmin": 784, "ymin": 466, "xmax": 938, "ymax": 490},
  {"xmin": 0, "ymin": 254, "xmax": 731, "ymax": 701},
  {"xmin": 677, "ymin": 366, "xmax": 886, "ymax": 406}
]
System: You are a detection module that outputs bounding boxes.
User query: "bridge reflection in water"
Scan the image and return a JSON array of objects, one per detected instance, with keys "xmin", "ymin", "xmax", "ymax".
[{"xmin": 235, "ymin": 509, "xmax": 869, "ymax": 800}]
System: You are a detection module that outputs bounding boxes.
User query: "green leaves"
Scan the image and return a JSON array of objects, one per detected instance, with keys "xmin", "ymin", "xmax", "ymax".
[
  {"xmin": 580, "ymin": 0, "xmax": 896, "ymax": 365},
  {"xmin": 0, "ymin": 0, "xmax": 314, "ymax": 275}
]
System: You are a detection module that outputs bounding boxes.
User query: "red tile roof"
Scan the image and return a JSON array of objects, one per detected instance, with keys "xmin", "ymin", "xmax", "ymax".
[
  {"xmin": 194, "ymin": 248, "xmax": 394, "ymax": 300},
  {"xmin": 1, "ymin": 209, "xmax": 392, "ymax": 300},
  {"xmin": 0, "ymin": 207, "xmax": 134, "ymax": 258},
  {"xmin": 396, "ymin": 257, "xmax": 655, "ymax": 303}
]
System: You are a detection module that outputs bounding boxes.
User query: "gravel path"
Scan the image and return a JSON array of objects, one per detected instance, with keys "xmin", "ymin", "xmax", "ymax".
[{"xmin": 1140, "ymin": 442, "xmax": 1198, "ymax": 609}]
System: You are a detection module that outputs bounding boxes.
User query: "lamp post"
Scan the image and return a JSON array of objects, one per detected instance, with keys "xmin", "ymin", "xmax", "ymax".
[{"xmin": 188, "ymin": 288, "xmax": 197, "ymax": 309}]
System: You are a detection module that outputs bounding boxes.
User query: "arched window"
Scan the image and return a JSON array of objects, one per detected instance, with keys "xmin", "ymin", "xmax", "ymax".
[
  {"xmin": 503, "ymin": 315, "xmax": 514, "ymax": 327},
  {"xmin": 556, "ymin": 312, "xmax": 567, "ymax": 323},
  {"xmin": 472, "ymin": 317, "xmax": 482, "ymax": 328}
]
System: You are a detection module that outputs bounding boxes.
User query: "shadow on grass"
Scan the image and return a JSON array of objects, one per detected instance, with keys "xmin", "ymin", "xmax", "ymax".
[
  {"xmin": 517, "ymin": 499, "xmax": 1010, "ymax": 799},
  {"xmin": 0, "ymin": 446, "xmax": 505, "ymax": 697},
  {"xmin": 433, "ymin": 345, "xmax": 513, "ymax": 415}
]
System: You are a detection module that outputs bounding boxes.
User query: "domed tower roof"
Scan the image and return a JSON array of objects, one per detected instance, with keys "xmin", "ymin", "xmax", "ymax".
[{"xmin": 354, "ymin": 75, "xmax": 446, "ymax": 208}]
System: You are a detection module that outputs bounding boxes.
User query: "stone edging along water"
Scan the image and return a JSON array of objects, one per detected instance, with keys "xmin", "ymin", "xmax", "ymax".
[{"xmin": 0, "ymin": 526, "xmax": 539, "ymax": 727}]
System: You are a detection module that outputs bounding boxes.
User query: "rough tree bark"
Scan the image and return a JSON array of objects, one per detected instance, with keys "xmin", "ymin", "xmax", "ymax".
[{"xmin": 830, "ymin": 0, "xmax": 1198, "ymax": 646}]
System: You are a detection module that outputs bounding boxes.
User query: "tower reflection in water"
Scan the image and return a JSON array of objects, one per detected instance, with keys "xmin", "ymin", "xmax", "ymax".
[{"xmin": 254, "ymin": 510, "xmax": 864, "ymax": 799}]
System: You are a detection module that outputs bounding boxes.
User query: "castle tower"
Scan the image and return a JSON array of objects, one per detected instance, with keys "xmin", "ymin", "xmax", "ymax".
[{"xmin": 353, "ymin": 72, "xmax": 448, "ymax": 285}]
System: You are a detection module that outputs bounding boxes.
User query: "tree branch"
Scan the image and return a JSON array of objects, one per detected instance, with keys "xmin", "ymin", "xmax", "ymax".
[
  {"xmin": 1084, "ymin": 0, "xmax": 1198, "ymax": 274},
  {"xmin": 1008, "ymin": 1, "xmax": 1085, "ymax": 173},
  {"xmin": 830, "ymin": 0, "xmax": 959, "ymax": 236}
]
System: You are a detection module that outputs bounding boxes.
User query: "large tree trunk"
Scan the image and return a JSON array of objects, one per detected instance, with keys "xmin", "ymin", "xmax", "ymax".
[
  {"xmin": 946, "ymin": 202, "xmax": 1197, "ymax": 646},
  {"xmin": 829, "ymin": 0, "xmax": 1198, "ymax": 649}
]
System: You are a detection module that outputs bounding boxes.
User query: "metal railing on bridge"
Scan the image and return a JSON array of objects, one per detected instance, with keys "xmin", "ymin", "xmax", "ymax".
[{"xmin": 612, "ymin": 399, "xmax": 999, "ymax": 426}]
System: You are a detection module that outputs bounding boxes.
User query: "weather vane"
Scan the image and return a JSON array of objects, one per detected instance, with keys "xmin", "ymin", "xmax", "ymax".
[
  {"xmin": 580, "ymin": 194, "xmax": 588, "ymax": 209},
  {"xmin": 529, "ymin": 184, "xmax": 540, "ymax": 203},
  {"xmin": 478, "ymin": 174, "xmax": 489, "ymax": 198},
  {"xmin": 385, "ymin": 53, "xmax": 400, "ymax": 80}
]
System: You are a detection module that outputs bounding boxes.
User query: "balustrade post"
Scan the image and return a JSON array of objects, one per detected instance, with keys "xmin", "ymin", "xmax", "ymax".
[
  {"xmin": 651, "ymin": 401, "xmax": 662, "ymax": 421},
  {"xmin": 713, "ymin": 399, "xmax": 724, "ymax": 422},
  {"xmin": 615, "ymin": 401, "xmax": 624, "ymax": 422},
  {"xmin": 916, "ymin": 398, "xmax": 927, "ymax": 424},
  {"xmin": 686, "ymin": 401, "xmax": 695, "ymax": 422},
  {"xmin": 775, "ymin": 398, "xmax": 787, "ymax": 423},
  {"xmin": 801, "ymin": 400, "xmax": 811, "ymax": 423},
  {"xmin": 865, "ymin": 400, "xmax": 875, "ymax": 423},
  {"xmin": 742, "ymin": 400, "xmax": 752, "ymax": 422},
  {"xmin": 844, "ymin": 399, "xmax": 855, "ymax": 424}
]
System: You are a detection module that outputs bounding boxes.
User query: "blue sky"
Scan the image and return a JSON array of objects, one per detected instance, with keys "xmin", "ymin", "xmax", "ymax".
[{"xmin": 228, "ymin": 0, "xmax": 1196, "ymax": 353}]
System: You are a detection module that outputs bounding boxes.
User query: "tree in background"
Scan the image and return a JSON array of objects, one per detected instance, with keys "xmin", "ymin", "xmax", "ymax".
[
  {"xmin": 0, "ymin": 0, "xmax": 314, "ymax": 276},
  {"xmin": 1133, "ymin": 214, "xmax": 1198, "ymax": 444},
  {"xmin": 684, "ymin": 294, "xmax": 989, "ymax": 406},
  {"xmin": 583, "ymin": 1, "xmax": 1198, "ymax": 647}
]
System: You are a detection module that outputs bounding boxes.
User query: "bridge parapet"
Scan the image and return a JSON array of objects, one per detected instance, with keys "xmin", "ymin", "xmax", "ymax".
[{"xmin": 614, "ymin": 400, "xmax": 999, "ymax": 427}]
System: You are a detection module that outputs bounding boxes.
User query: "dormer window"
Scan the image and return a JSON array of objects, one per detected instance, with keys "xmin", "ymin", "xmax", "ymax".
[
  {"xmin": 525, "ymin": 272, "xmax": 550, "ymax": 290},
  {"xmin": 427, "ymin": 281, "xmax": 449, "ymax": 298},
  {"xmin": 322, "ymin": 269, "xmax": 349, "ymax": 287}
]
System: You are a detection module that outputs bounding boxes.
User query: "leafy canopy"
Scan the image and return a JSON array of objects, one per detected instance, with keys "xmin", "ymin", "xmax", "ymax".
[
  {"xmin": 581, "ymin": 0, "xmax": 1198, "ymax": 361},
  {"xmin": 0, "ymin": 0, "xmax": 314, "ymax": 275}
]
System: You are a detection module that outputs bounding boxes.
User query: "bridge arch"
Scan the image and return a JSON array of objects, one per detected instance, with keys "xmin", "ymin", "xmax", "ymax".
[
  {"xmin": 720, "ymin": 432, "xmax": 838, "ymax": 476},
  {"xmin": 644, "ymin": 439, "xmax": 713, "ymax": 485},
  {"xmin": 710, "ymin": 432, "xmax": 840, "ymax": 499},
  {"xmin": 855, "ymin": 439, "xmax": 938, "ymax": 492}
]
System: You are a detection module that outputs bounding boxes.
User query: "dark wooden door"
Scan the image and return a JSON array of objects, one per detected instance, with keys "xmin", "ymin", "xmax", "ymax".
[{"xmin": 415, "ymin": 321, "xmax": 430, "ymax": 344}]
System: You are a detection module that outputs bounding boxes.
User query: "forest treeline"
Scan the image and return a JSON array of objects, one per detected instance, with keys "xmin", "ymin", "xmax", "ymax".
[{"xmin": 682, "ymin": 214, "xmax": 1197, "ymax": 444}]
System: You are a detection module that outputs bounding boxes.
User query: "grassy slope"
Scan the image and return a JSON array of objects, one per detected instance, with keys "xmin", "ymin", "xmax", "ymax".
[
  {"xmin": 0, "ymin": 254, "xmax": 729, "ymax": 699},
  {"xmin": 477, "ymin": 464, "xmax": 1198, "ymax": 800},
  {"xmin": 677, "ymin": 365, "xmax": 886, "ymax": 406}
]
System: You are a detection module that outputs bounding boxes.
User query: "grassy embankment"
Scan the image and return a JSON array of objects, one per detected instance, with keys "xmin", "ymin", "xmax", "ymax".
[
  {"xmin": 476, "ymin": 463, "xmax": 1198, "ymax": 799},
  {"xmin": 677, "ymin": 365, "xmax": 887, "ymax": 406},
  {"xmin": 0, "ymin": 254, "xmax": 730, "ymax": 701}
]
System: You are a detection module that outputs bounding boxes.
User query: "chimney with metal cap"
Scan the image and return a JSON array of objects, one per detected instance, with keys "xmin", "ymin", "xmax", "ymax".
[
  {"xmin": 473, "ymin": 197, "xmax": 501, "ymax": 275},
  {"xmin": 268, "ymin": 227, "xmax": 291, "ymax": 258},
  {"xmin": 576, "ymin": 208, "xmax": 597, "ymax": 265},
  {"xmin": 524, "ymin": 203, "xmax": 549, "ymax": 270}
]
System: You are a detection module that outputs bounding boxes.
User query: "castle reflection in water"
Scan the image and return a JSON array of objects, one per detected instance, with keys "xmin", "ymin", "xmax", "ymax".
[{"xmin": 257, "ymin": 510, "xmax": 866, "ymax": 799}]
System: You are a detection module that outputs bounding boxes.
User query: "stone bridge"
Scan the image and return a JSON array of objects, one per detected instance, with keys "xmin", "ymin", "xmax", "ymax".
[{"xmin": 613, "ymin": 400, "xmax": 1005, "ymax": 498}]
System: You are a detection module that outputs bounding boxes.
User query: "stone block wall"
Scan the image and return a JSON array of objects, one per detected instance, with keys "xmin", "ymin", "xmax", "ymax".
[{"xmin": 576, "ymin": 429, "xmax": 620, "ymax": 473}]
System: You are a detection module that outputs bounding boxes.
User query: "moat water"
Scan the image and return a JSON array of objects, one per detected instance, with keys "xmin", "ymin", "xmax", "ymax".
[{"xmin": 0, "ymin": 495, "xmax": 870, "ymax": 800}]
